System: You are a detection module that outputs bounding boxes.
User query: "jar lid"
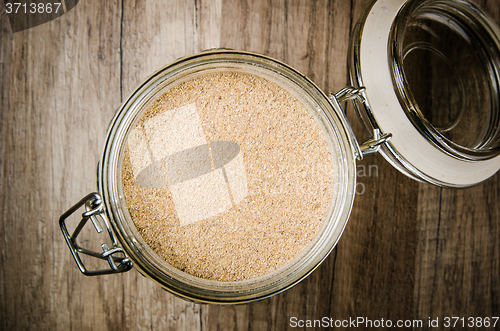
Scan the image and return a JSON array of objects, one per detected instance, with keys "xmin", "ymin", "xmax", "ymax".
[{"xmin": 350, "ymin": 0, "xmax": 500, "ymax": 187}]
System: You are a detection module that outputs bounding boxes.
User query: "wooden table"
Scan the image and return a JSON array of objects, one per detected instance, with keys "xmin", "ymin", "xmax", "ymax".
[{"xmin": 1, "ymin": 0, "xmax": 499, "ymax": 329}]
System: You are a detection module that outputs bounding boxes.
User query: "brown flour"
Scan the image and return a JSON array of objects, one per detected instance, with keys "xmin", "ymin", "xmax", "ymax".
[{"xmin": 121, "ymin": 71, "xmax": 335, "ymax": 281}]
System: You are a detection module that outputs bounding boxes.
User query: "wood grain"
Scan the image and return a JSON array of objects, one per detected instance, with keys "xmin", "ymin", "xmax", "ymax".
[{"xmin": 1, "ymin": 0, "xmax": 499, "ymax": 330}]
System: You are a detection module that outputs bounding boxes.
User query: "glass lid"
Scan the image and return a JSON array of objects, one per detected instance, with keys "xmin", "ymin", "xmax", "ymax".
[{"xmin": 350, "ymin": 0, "xmax": 500, "ymax": 187}]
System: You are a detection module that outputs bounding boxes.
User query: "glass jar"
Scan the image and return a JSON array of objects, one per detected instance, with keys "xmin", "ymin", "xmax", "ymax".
[
  {"xmin": 350, "ymin": 0, "xmax": 500, "ymax": 186},
  {"xmin": 60, "ymin": 0, "xmax": 500, "ymax": 304}
]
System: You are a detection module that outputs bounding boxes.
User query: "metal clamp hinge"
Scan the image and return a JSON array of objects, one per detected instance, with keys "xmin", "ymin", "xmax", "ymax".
[
  {"xmin": 359, "ymin": 128, "xmax": 392, "ymax": 156},
  {"xmin": 59, "ymin": 192, "xmax": 132, "ymax": 276},
  {"xmin": 333, "ymin": 86, "xmax": 392, "ymax": 160}
]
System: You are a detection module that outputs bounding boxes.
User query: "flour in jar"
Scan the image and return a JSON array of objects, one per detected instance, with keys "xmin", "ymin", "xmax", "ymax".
[{"xmin": 121, "ymin": 71, "xmax": 335, "ymax": 281}]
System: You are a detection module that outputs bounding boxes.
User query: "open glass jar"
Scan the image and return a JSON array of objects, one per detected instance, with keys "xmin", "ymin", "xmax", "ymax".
[{"xmin": 60, "ymin": 0, "xmax": 500, "ymax": 304}]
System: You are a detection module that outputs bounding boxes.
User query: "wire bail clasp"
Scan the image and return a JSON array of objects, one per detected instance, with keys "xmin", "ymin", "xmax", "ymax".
[
  {"xmin": 59, "ymin": 192, "xmax": 132, "ymax": 276},
  {"xmin": 332, "ymin": 86, "xmax": 392, "ymax": 160}
]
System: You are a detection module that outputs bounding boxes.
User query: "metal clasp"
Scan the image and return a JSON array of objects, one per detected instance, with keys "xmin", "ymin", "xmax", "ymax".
[
  {"xmin": 59, "ymin": 192, "xmax": 132, "ymax": 275},
  {"xmin": 332, "ymin": 86, "xmax": 392, "ymax": 160}
]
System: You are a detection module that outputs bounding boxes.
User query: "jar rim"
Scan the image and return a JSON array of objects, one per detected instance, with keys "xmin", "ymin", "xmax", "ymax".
[{"xmin": 97, "ymin": 50, "xmax": 357, "ymax": 303}]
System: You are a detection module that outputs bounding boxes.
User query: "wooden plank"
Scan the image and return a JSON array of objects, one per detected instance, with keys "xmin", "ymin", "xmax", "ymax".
[
  {"xmin": 414, "ymin": 1, "xmax": 500, "ymax": 329},
  {"xmin": 120, "ymin": 0, "xmax": 222, "ymax": 98},
  {"xmin": 0, "ymin": 1, "xmax": 123, "ymax": 330},
  {"xmin": 327, "ymin": 0, "xmax": 418, "ymax": 322},
  {"xmin": 415, "ymin": 175, "xmax": 500, "ymax": 324},
  {"xmin": 0, "ymin": 0, "xmax": 216, "ymax": 329},
  {"xmin": 205, "ymin": 0, "xmax": 415, "ymax": 328},
  {"xmin": 118, "ymin": 1, "xmax": 221, "ymax": 330},
  {"xmin": 1, "ymin": 0, "xmax": 499, "ymax": 330}
]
